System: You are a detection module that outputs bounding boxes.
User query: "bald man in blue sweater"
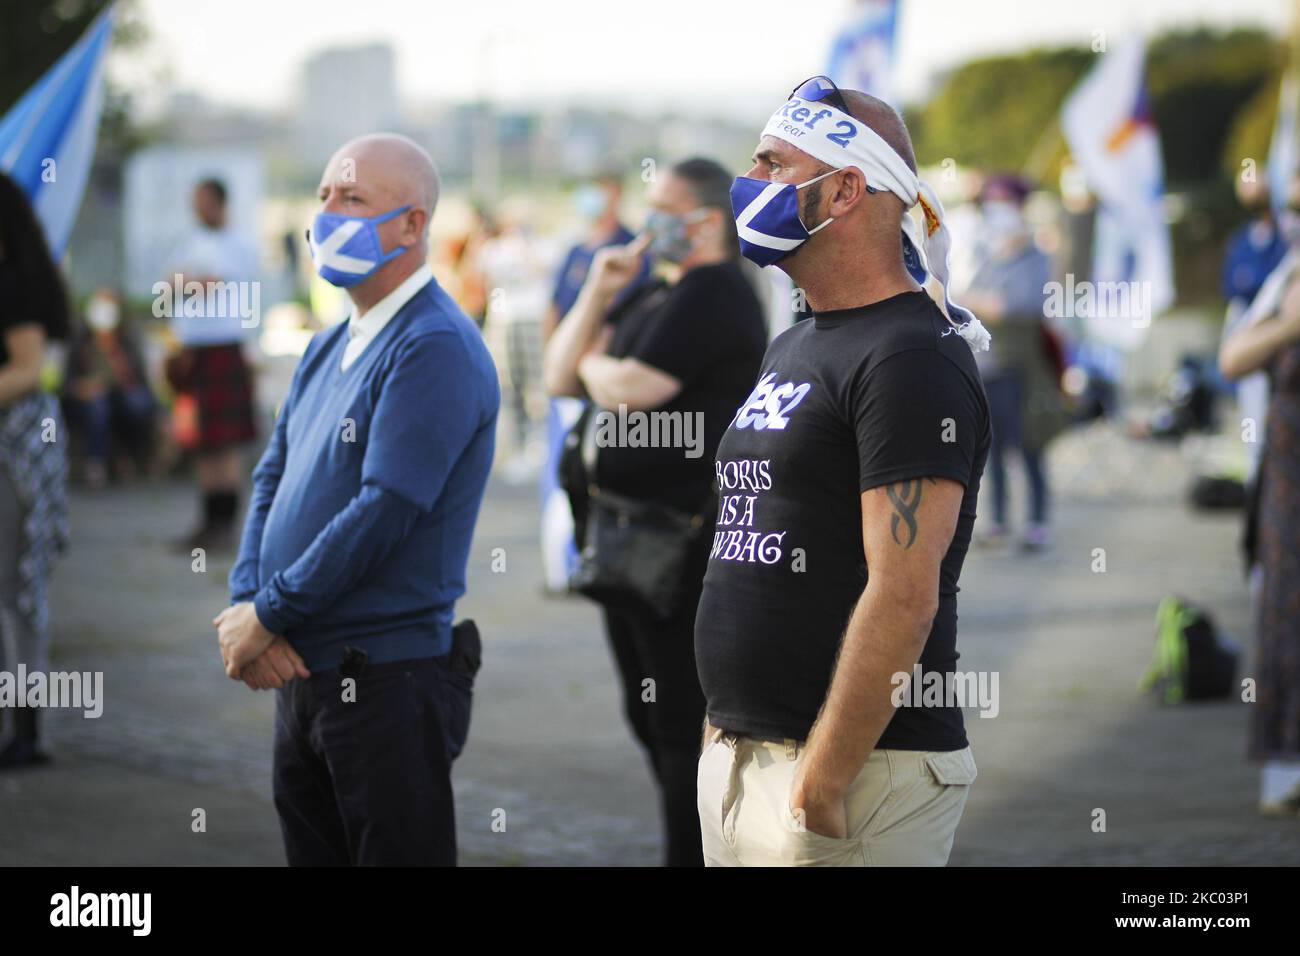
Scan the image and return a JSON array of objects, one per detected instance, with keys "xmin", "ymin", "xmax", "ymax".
[{"xmin": 216, "ymin": 133, "xmax": 499, "ymax": 866}]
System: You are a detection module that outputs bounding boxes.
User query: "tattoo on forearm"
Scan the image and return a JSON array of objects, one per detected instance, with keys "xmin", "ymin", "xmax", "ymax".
[{"xmin": 885, "ymin": 478, "xmax": 936, "ymax": 548}]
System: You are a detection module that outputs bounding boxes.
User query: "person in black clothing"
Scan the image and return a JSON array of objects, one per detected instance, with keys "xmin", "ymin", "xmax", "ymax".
[
  {"xmin": 543, "ymin": 157, "xmax": 768, "ymax": 866},
  {"xmin": 694, "ymin": 80, "xmax": 990, "ymax": 866}
]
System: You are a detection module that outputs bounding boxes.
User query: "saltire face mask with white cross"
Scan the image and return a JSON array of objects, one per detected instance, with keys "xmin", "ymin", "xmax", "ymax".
[
  {"xmin": 307, "ymin": 205, "xmax": 412, "ymax": 288},
  {"xmin": 729, "ymin": 75, "xmax": 990, "ymax": 353}
]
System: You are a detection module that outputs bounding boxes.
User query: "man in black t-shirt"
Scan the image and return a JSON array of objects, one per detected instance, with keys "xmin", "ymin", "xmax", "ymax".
[
  {"xmin": 543, "ymin": 158, "xmax": 767, "ymax": 866},
  {"xmin": 694, "ymin": 78, "xmax": 991, "ymax": 866}
]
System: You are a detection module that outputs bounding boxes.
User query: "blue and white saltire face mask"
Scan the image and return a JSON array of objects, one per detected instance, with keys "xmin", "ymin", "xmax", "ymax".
[
  {"xmin": 733, "ymin": 96, "xmax": 991, "ymax": 353},
  {"xmin": 308, "ymin": 204, "xmax": 412, "ymax": 287},
  {"xmin": 729, "ymin": 168, "xmax": 841, "ymax": 268}
]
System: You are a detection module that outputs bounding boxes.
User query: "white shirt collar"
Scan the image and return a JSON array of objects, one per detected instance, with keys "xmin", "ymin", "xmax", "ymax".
[{"xmin": 346, "ymin": 264, "xmax": 434, "ymax": 345}]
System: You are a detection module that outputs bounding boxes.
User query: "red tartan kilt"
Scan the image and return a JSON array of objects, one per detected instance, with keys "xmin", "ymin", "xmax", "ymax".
[{"xmin": 184, "ymin": 343, "xmax": 256, "ymax": 451}]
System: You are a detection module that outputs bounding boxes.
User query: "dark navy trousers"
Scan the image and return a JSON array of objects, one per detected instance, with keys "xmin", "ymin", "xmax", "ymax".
[{"xmin": 271, "ymin": 653, "xmax": 472, "ymax": 866}]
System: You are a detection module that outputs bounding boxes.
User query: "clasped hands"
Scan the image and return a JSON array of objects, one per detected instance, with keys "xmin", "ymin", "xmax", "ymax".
[{"xmin": 214, "ymin": 602, "xmax": 310, "ymax": 690}]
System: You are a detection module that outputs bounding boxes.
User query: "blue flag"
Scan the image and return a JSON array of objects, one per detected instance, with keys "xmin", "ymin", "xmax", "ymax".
[
  {"xmin": 0, "ymin": 6, "xmax": 115, "ymax": 259},
  {"xmin": 825, "ymin": 0, "xmax": 900, "ymax": 106}
]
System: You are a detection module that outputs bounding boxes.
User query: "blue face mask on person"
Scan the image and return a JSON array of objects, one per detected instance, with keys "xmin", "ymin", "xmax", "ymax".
[
  {"xmin": 729, "ymin": 169, "xmax": 839, "ymax": 267},
  {"xmin": 308, "ymin": 204, "xmax": 412, "ymax": 287},
  {"xmin": 572, "ymin": 184, "xmax": 607, "ymax": 222}
]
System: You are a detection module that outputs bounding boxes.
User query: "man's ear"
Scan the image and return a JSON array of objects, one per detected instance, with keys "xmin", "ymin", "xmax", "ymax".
[
  {"xmin": 829, "ymin": 167, "xmax": 869, "ymax": 216},
  {"xmin": 404, "ymin": 208, "xmax": 430, "ymax": 245}
]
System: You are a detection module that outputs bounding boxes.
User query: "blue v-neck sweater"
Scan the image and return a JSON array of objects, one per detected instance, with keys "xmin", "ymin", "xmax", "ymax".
[{"xmin": 228, "ymin": 277, "xmax": 499, "ymax": 671}]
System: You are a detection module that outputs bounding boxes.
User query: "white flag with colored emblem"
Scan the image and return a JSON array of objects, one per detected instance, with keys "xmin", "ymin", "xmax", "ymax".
[{"xmin": 1062, "ymin": 37, "xmax": 1174, "ymax": 349}]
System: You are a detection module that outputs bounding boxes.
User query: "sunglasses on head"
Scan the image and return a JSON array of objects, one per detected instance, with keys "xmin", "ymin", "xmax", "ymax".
[
  {"xmin": 785, "ymin": 76, "xmax": 879, "ymax": 194},
  {"xmin": 789, "ymin": 75, "xmax": 850, "ymax": 114}
]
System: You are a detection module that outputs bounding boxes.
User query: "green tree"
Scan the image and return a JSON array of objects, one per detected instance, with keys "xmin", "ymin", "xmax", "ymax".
[
  {"xmin": 3, "ymin": 1, "xmax": 111, "ymax": 111},
  {"xmin": 1, "ymin": 2, "xmax": 149, "ymax": 155},
  {"xmin": 1147, "ymin": 29, "xmax": 1280, "ymax": 185},
  {"xmin": 912, "ymin": 28, "xmax": 1279, "ymax": 190},
  {"xmin": 1222, "ymin": 68, "xmax": 1286, "ymax": 181},
  {"xmin": 911, "ymin": 48, "xmax": 1091, "ymax": 177}
]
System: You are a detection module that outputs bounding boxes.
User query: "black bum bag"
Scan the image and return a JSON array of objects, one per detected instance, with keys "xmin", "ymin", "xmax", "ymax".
[{"xmin": 558, "ymin": 404, "xmax": 711, "ymax": 621}]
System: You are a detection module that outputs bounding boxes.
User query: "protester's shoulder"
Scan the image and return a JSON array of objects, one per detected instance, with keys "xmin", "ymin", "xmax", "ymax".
[
  {"xmin": 403, "ymin": 277, "xmax": 482, "ymax": 336},
  {"xmin": 864, "ymin": 293, "xmax": 984, "ymax": 391},
  {"xmin": 396, "ymin": 279, "xmax": 496, "ymax": 374},
  {"xmin": 767, "ymin": 314, "xmax": 812, "ymax": 355}
]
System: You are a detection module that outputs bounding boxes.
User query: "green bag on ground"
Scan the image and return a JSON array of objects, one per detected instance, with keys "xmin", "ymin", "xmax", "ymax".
[{"xmin": 1139, "ymin": 597, "xmax": 1238, "ymax": 705}]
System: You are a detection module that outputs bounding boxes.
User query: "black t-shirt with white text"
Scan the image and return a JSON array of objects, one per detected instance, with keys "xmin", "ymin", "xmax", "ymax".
[{"xmin": 693, "ymin": 290, "xmax": 990, "ymax": 751}]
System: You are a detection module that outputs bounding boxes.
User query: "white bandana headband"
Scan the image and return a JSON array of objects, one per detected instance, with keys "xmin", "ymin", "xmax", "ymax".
[{"xmin": 763, "ymin": 97, "xmax": 991, "ymax": 352}]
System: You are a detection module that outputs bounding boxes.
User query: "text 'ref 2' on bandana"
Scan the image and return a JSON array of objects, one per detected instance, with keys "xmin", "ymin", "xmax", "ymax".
[{"xmin": 758, "ymin": 96, "xmax": 990, "ymax": 352}]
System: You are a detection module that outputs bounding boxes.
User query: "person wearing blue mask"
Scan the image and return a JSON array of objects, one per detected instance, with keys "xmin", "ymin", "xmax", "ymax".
[
  {"xmin": 543, "ymin": 157, "xmax": 767, "ymax": 866},
  {"xmin": 216, "ymin": 133, "xmax": 500, "ymax": 866},
  {"xmin": 695, "ymin": 78, "xmax": 989, "ymax": 867},
  {"xmin": 543, "ymin": 172, "xmax": 644, "ymax": 343}
]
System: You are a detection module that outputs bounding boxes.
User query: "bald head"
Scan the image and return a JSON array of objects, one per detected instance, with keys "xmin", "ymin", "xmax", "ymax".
[{"xmin": 324, "ymin": 133, "xmax": 440, "ymax": 217}]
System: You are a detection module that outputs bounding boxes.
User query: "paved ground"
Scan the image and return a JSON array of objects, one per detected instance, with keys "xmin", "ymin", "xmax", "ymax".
[{"xmin": 2, "ymin": 420, "xmax": 1298, "ymax": 866}]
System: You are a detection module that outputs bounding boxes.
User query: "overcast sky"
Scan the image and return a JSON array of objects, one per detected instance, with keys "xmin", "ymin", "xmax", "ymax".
[{"xmin": 131, "ymin": 0, "xmax": 1288, "ymax": 115}]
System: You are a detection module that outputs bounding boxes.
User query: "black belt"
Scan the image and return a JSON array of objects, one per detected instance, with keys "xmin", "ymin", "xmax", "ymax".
[{"xmin": 338, "ymin": 619, "xmax": 483, "ymax": 682}]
